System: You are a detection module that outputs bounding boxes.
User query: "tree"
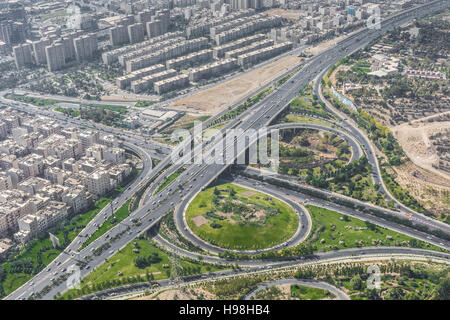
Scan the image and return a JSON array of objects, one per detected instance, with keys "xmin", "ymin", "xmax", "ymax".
[
  {"xmin": 364, "ymin": 288, "xmax": 380, "ymax": 300},
  {"xmin": 350, "ymin": 275, "xmax": 363, "ymax": 290},
  {"xmin": 213, "ymin": 187, "xmax": 220, "ymax": 196},
  {"xmin": 134, "ymin": 256, "xmax": 148, "ymax": 269},
  {"xmin": 435, "ymin": 278, "xmax": 450, "ymax": 300},
  {"xmin": 0, "ymin": 266, "xmax": 6, "ymax": 282}
]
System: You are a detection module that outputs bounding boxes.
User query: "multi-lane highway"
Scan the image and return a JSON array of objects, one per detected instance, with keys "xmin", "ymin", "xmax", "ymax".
[{"xmin": 4, "ymin": 0, "xmax": 450, "ymax": 300}]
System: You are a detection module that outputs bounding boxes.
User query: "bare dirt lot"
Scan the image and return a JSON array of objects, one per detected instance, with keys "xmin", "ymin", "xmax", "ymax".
[
  {"xmin": 306, "ymin": 34, "xmax": 348, "ymax": 56},
  {"xmin": 392, "ymin": 120, "xmax": 450, "ymax": 180},
  {"xmin": 167, "ymin": 55, "xmax": 302, "ymax": 115},
  {"xmin": 391, "ymin": 162, "xmax": 450, "ymax": 218},
  {"xmin": 192, "ymin": 215, "xmax": 209, "ymax": 227},
  {"xmin": 265, "ymin": 9, "xmax": 303, "ymax": 21},
  {"xmin": 240, "ymin": 191, "xmax": 256, "ymax": 197}
]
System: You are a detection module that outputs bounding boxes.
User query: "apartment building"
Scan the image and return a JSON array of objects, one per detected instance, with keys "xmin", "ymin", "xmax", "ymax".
[
  {"xmin": 45, "ymin": 41, "xmax": 66, "ymax": 72},
  {"xmin": 125, "ymin": 37, "xmax": 208, "ymax": 73},
  {"xmin": 166, "ymin": 49, "xmax": 213, "ymax": 70},
  {"xmin": 213, "ymin": 33, "xmax": 266, "ymax": 58},
  {"xmin": 154, "ymin": 74, "xmax": 189, "ymax": 95},
  {"xmin": 86, "ymin": 169, "xmax": 111, "ymax": 196},
  {"xmin": 13, "ymin": 43, "xmax": 33, "ymax": 69},
  {"xmin": 224, "ymin": 39, "xmax": 274, "ymax": 59},
  {"xmin": 116, "ymin": 64, "xmax": 166, "ymax": 89},
  {"xmin": 130, "ymin": 69, "xmax": 178, "ymax": 93},
  {"xmin": 237, "ymin": 41, "xmax": 293, "ymax": 68},
  {"xmin": 101, "ymin": 31, "xmax": 183, "ymax": 65},
  {"xmin": 189, "ymin": 58, "xmax": 238, "ymax": 82}
]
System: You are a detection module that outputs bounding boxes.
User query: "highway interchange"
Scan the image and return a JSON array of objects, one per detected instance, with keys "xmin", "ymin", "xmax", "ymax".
[{"xmin": 3, "ymin": 0, "xmax": 450, "ymax": 300}]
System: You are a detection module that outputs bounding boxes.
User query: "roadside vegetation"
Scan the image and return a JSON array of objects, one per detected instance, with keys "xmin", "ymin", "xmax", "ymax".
[
  {"xmin": 304, "ymin": 205, "xmax": 441, "ymax": 252},
  {"xmin": 54, "ymin": 107, "xmax": 80, "ymax": 117},
  {"xmin": 5, "ymin": 94, "xmax": 58, "ymax": 107},
  {"xmin": 286, "ymin": 84, "xmax": 333, "ymax": 119},
  {"xmin": 156, "ymin": 171, "xmax": 182, "ymax": 193}
]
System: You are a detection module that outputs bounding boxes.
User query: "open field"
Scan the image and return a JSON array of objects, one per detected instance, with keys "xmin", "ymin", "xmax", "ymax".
[
  {"xmin": 167, "ymin": 55, "xmax": 302, "ymax": 115},
  {"xmin": 306, "ymin": 34, "xmax": 348, "ymax": 56},
  {"xmin": 186, "ymin": 183, "xmax": 299, "ymax": 250}
]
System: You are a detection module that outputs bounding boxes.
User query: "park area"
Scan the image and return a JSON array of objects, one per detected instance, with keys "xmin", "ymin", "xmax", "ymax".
[{"xmin": 186, "ymin": 183, "xmax": 299, "ymax": 250}]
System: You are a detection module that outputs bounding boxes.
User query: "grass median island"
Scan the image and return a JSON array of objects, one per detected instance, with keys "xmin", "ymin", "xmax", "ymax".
[
  {"xmin": 6, "ymin": 94, "xmax": 58, "ymax": 107},
  {"xmin": 156, "ymin": 171, "xmax": 182, "ymax": 193},
  {"xmin": 305, "ymin": 205, "xmax": 445, "ymax": 252},
  {"xmin": 186, "ymin": 183, "xmax": 299, "ymax": 250},
  {"xmin": 58, "ymin": 238, "xmax": 226, "ymax": 300},
  {"xmin": 54, "ymin": 106, "xmax": 80, "ymax": 117}
]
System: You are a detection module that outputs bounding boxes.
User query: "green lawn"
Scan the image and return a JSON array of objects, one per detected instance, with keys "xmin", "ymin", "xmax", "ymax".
[
  {"xmin": 350, "ymin": 61, "xmax": 372, "ymax": 74},
  {"xmin": 83, "ymin": 104, "xmax": 127, "ymax": 114},
  {"xmin": 134, "ymin": 101, "xmax": 154, "ymax": 108},
  {"xmin": 186, "ymin": 183, "xmax": 299, "ymax": 250},
  {"xmin": 80, "ymin": 199, "xmax": 132, "ymax": 250},
  {"xmin": 6, "ymin": 94, "xmax": 58, "ymax": 107},
  {"xmin": 288, "ymin": 84, "xmax": 331, "ymax": 119},
  {"xmin": 54, "ymin": 107, "xmax": 80, "ymax": 117},
  {"xmin": 59, "ymin": 239, "xmax": 225, "ymax": 300},
  {"xmin": 282, "ymin": 114, "xmax": 332, "ymax": 127},
  {"xmin": 291, "ymin": 284, "xmax": 332, "ymax": 300},
  {"xmin": 306, "ymin": 205, "xmax": 443, "ymax": 252}
]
